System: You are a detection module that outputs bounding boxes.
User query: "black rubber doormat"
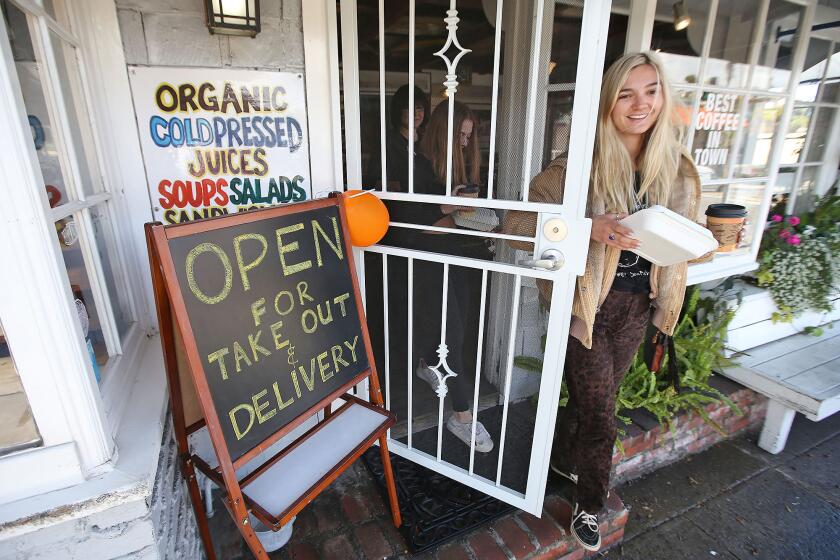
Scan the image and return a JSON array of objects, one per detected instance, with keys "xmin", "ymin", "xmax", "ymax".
[{"xmin": 362, "ymin": 448, "xmax": 514, "ymax": 554}]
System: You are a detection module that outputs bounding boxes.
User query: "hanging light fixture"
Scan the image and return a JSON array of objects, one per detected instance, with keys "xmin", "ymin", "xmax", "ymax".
[
  {"xmin": 204, "ymin": 0, "xmax": 261, "ymax": 37},
  {"xmin": 673, "ymin": 1, "xmax": 692, "ymax": 31}
]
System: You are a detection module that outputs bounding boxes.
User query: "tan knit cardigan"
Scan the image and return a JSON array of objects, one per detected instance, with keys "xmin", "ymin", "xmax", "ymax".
[{"xmin": 503, "ymin": 156, "xmax": 702, "ymax": 349}]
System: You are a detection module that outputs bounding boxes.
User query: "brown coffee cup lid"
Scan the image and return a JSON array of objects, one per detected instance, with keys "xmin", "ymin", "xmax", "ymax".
[{"xmin": 705, "ymin": 203, "xmax": 747, "ymax": 218}]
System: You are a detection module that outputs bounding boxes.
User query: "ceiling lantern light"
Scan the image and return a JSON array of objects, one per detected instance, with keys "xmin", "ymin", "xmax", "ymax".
[
  {"xmin": 205, "ymin": 0, "xmax": 261, "ymax": 37},
  {"xmin": 673, "ymin": 1, "xmax": 692, "ymax": 31}
]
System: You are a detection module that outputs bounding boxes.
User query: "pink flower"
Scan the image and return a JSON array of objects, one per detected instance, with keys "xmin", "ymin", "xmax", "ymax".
[
  {"xmin": 771, "ymin": 214, "xmax": 783, "ymax": 222},
  {"xmin": 786, "ymin": 235, "xmax": 801, "ymax": 246},
  {"xmin": 779, "ymin": 229, "xmax": 791, "ymax": 239},
  {"xmin": 788, "ymin": 216, "xmax": 800, "ymax": 226}
]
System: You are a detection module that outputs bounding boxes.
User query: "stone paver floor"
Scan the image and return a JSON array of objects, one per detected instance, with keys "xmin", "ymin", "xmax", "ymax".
[{"xmin": 602, "ymin": 413, "xmax": 840, "ymax": 560}]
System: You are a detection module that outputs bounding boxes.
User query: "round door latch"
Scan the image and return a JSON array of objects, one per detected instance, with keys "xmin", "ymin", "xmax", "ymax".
[{"xmin": 543, "ymin": 218, "xmax": 568, "ymax": 242}]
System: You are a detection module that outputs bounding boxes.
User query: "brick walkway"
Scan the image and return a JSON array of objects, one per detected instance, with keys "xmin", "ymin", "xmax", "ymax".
[
  {"xmin": 209, "ymin": 460, "xmax": 628, "ymax": 560},
  {"xmin": 207, "ymin": 376, "xmax": 766, "ymax": 559}
]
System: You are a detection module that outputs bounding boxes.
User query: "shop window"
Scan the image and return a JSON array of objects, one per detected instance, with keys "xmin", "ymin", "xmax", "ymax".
[
  {"xmin": 0, "ymin": 320, "xmax": 42, "ymax": 457},
  {"xmin": 3, "ymin": 0, "xmax": 135, "ymax": 382}
]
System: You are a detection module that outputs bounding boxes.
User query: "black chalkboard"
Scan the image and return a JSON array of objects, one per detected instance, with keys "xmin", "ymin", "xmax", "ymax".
[{"xmin": 167, "ymin": 203, "xmax": 368, "ymax": 461}]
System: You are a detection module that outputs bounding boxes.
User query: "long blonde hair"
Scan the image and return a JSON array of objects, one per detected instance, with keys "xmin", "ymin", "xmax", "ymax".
[
  {"xmin": 421, "ymin": 101, "xmax": 481, "ymax": 186},
  {"xmin": 593, "ymin": 52, "xmax": 687, "ymax": 213}
]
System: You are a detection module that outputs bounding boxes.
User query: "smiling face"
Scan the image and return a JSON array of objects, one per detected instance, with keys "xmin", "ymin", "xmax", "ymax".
[{"xmin": 610, "ymin": 64, "xmax": 663, "ymax": 139}]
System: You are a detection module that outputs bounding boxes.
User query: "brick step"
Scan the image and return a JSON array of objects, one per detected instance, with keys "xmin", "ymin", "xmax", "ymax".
[{"xmin": 414, "ymin": 491, "xmax": 627, "ymax": 560}]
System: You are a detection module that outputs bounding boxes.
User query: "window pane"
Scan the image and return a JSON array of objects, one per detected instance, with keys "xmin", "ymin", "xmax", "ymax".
[
  {"xmin": 704, "ymin": 0, "xmax": 762, "ymax": 89},
  {"xmin": 793, "ymin": 165, "xmax": 820, "ymax": 215},
  {"xmin": 732, "ymin": 94, "xmax": 784, "ymax": 178},
  {"xmin": 48, "ymin": 30, "xmax": 102, "ymax": 197},
  {"xmin": 4, "ymin": 1, "xmax": 73, "ymax": 207},
  {"xmin": 90, "ymin": 205, "xmax": 133, "ymax": 339},
  {"xmin": 751, "ymin": 0, "xmax": 803, "ymax": 92},
  {"xmin": 542, "ymin": 89, "xmax": 574, "ymax": 168},
  {"xmin": 795, "ymin": 37, "xmax": 831, "ymax": 102},
  {"xmin": 0, "ymin": 320, "xmax": 42, "ymax": 457},
  {"xmin": 779, "ymin": 106, "xmax": 812, "ymax": 164},
  {"xmin": 691, "ymin": 91, "xmax": 744, "ymax": 181},
  {"xmin": 774, "ymin": 165, "xmax": 796, "ymax": 197},
  {"xmin": 55, "ymin": 215, "xmax": 109, "ymax": 378},
  {"xmin": 821, "ymin": 80, "xmax": 840, "ymax": 104},
  {"xmin": 805, "ymin": 107, "xmax": 836, "ymax": 163},
  {"xmin": 652, "ymin": 0, "xmax": 711, "ymax": 85}
]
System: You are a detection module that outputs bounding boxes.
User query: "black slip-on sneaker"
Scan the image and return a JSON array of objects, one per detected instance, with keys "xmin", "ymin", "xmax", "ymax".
[{"xmin": 571, "ymin": 503, "xmax": 601, "ymax": 552}]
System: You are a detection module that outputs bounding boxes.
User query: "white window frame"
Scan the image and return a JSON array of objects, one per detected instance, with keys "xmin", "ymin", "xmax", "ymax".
[
  {"xmin": 627, "ymin": 0, "xmax": 816, "ymax": 284},
  {"xmin": 0, "ymin": 0, "xmax": 154, "ymax": 504},
  {"xmin": 783, "ymin": 33, "xmax": 840, "ymax": 214}
]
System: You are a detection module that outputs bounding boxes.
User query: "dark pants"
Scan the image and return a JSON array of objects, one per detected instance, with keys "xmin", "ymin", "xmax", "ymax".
[
  {"xmin": 413, "ymin": 259, "xmax": 472, "ymax": 412},
  {"xmin": 552, "ymin": 290, "xmax": 651, "ymax": 512}
]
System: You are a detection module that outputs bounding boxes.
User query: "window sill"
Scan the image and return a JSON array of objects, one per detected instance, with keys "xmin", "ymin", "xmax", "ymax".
[
  {"xmin": 687, "ymin": 253, "xmax": 758, "ymax": 286},
  {"xmin": 0, "ymin": 337, "xmax": 167, "ymax": 534}
]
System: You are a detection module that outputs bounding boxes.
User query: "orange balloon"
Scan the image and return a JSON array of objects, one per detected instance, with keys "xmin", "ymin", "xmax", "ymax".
[{"xmin": 344, "ymin": 190, "xmax": 390, "ymax": 246}]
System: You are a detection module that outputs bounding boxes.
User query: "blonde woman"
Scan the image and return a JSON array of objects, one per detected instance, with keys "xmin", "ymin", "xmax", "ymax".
[{"xmin": 504, "ymin": 52, "xmax": 700, "ymax": 552}]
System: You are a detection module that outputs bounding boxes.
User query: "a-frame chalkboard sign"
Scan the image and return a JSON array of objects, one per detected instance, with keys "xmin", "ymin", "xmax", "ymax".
[{"xmin": 145, "ymin": 194, "xmax": 400, "ymax": 559}]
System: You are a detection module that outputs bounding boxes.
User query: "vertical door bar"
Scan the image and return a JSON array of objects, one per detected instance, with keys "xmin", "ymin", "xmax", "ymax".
[
  {"xmin": 495, "ymin": 274, "xmax": 521, "ymax": 485},
  {"xmin": 556, "ymin": 0, "xmax": 612, "ymax": 218},
  {"xmin": 408, "ymin": 0, "xmax": 416, "ymax": 194},
  {"xmin": 468, "ymin": 269, "xmax": 488, "ymax": 474},
  {"xmin": 436, "ymin": 263, "xmax": 450, "ymax": 461},
  {"xmin": 340, "ymin": 0, "xmax": 362, "ymax": 186},
  {"xmin": 378, "ymin": 0, "xmax": 387, "ymax": 191},
  {"xmin": 520, "ymin": 0, "xmax": 546, "ymax": 203},
  {"xmin": 407, "ymin": 257, "xmax": 414, "ymax": 448},
  {"xmin": 382, "ymin": 255, "xmax": 391, "ymax": 436},
  {"xmin": 486, "ymin": 0, "xmax": 505, "ymax": 200}
]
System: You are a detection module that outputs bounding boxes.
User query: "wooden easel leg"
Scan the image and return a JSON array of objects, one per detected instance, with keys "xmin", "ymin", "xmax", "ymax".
[
  {"xmin": 223, "ymin": 499, "xmax": 270, "ymax": 559},
  {"xmin": 181, "ymin": 456, "xmax": 218, "ymax": 560},
  {"xmin": 377, "ymin": 435, "xmax": 402, "ymax": 528}
]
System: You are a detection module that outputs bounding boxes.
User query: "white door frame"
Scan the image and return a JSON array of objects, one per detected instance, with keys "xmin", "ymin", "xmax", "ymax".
[{"xmin": 334, "ymin": 0, "xmax": 611, "ymax": 515}]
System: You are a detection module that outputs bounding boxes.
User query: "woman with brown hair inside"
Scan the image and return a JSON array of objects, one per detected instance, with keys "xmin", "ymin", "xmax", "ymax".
[
  {"xmin": 504, "ymin": 52, "xmax": 701, "ymax": 552},
  {"xmin": 410, "ymin": 100, "xmax": 495, "ymax": 453}
]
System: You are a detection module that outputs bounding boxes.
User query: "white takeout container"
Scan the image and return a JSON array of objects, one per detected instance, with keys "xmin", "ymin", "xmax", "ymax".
[{"xmin": 618, "ymin": 205, "xmax": 718, "ymax": 267}]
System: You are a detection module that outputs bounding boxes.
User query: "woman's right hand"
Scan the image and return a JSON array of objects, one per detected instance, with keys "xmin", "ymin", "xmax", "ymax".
[{"xmin": 591, "ymin": 213, "xmax": 639, "ymax": 250}]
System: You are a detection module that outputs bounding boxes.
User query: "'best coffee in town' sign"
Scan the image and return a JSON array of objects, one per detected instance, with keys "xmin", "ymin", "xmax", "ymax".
[{"xmin": 130, "ymin": 67, "xmax": 311, "ymax": 224}]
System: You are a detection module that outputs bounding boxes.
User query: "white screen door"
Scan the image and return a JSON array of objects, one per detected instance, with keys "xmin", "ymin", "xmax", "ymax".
[{"xmin": 338, "ymin": 0, "xmax": 611, "ymax": 515}]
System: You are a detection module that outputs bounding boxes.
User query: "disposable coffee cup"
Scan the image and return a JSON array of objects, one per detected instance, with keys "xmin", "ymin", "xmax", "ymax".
[{"xmin": 705, "ymin": 204, "xmax": 746, "ymax": 252}]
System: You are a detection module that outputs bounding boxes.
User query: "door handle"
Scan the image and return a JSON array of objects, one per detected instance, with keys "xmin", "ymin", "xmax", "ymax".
[{"xmin": 519, "ymin": 249, "xmax": 565, "ymax": 271}]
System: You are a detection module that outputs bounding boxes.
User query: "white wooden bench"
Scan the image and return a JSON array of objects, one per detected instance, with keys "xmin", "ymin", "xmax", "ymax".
[{"xmin": 721, "ymin": 325, "xmax": 840, "ymax": 454}]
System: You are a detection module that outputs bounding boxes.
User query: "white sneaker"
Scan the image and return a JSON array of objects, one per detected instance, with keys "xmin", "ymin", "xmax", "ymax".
[
  {"xmin": 416, "ymin": 360, "xmax": 441, "ymax": 392},
  {"xmin": 446, "ymin": 415, "xmax": 494, "ymax": 453}
]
